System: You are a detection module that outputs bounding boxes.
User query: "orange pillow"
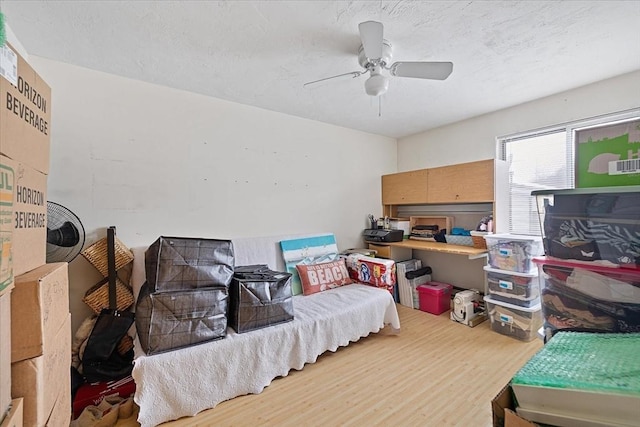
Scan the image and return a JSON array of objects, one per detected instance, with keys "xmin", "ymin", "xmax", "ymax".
[{"xmin": 296, "ymin": 259, "xmax": 354, "ymax": 295}]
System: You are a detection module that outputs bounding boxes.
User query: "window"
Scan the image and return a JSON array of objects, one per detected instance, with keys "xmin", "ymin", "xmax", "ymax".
[{"xmin": 498, "ymin": 108, "xmax": 640, "ymax": 235}]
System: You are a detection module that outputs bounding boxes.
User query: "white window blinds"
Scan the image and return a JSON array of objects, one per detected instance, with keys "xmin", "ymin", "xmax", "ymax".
[{"xmin": 498, "ymin": 108, "xmax": 640, "ymax": 235}]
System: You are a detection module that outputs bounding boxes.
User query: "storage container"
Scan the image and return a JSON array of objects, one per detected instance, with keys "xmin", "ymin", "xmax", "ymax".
[
  {"xmin": 470, "ymin": 231, "xmax": 490, "ymax": 249},
  {"xmin": 135, "ymin": 283, "xmax": 228, "ymax": 355},
  {"xmin": 145, "ymin": 236, "xmax": 235, "ymax": 292},
  {"xmin": 229, "ymin": 265, "xmax": 294, "ymax": 333},
  {"xmin": 444, "ymin": 234, "xmax": 474, "ymax": 247},
  {"xmin": 532, "ymin": 186, "xmax": 640, "ymax": 268},
  {"xmin": 345, "ymin": 255, "xmax": 396, "ymax": 294},
  {"xmin": 407, "ymin": 274, "xmax": 431, "ymax": 309},
  {"xmin": 396, "ymin": 259, "xmax": 423, "ymax": 309},
  {"xmin": 484, "ymin": 266, "xmax": 541, "ymax": 307},
  {"xmin": 417, "ymin": 282, "xmax": 452, "ymax": 315},
  {"xmin": 511, "ymin": 332, "xmax": 640, "ymax": 427},
  {"xmin": 484, "ymin": 295, "xmax": 543, "ymax": 341},
  {"xmin": 533, "ymin": 256, "xmax": 640, "ymax": 336},
  {"xmin": 483, "ymin": 233, "xmax": 543, "ymax": 273}
]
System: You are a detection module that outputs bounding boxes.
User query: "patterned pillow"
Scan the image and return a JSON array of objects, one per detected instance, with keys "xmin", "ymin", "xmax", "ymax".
[
  {"xmin": 280, "ymin": 235, "xmax": 339, "ymax": 295},
  {"xmin": 296, "ymin": 259, "xmax": 354, "ymax": 296}
]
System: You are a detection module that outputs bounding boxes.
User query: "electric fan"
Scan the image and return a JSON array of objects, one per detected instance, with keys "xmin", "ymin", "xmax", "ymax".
[{"xmin": 46, "ymin": 201, "xmax": 86, "ymax": 263}]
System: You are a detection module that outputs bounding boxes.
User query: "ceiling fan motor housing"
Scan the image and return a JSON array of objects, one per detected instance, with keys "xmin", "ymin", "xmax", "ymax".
[{"xmin": 358, "ymin": 41, "xmax": 393, "ymax": 69}]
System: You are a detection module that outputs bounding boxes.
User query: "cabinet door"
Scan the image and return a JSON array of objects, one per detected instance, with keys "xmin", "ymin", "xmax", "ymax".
[
  {"xmin": 382, "ymin": 169, "xmax": 428, "ymax": 205},
  {"xmin": 427, "ymin": 160, "xmax": 494, "ymax": 203}
]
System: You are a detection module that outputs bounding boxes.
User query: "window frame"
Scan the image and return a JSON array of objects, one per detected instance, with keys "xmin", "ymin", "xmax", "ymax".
[{"xmin": 497, "ymin": 108, "xmax": 640, "ymax": 235}]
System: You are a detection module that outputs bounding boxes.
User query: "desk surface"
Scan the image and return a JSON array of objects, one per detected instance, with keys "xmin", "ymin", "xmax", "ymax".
[{"xmin": 372, "ymin": 239, "xmax": 488, "ymax": 257}]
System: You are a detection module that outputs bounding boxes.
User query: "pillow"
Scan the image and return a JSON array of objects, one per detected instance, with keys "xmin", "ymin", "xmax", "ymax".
[
  {"xmin": 296, "ymin": 259, "xmax": 354, "ymax": 296},
  {"xmin": 280, "ymin": 234, "xmax": 339, "ymax": 295}
]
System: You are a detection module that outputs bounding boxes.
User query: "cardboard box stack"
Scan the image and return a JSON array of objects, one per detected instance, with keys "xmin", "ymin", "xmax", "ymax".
[
  {"xmin": 0, "ymin": 292, "xmax": 13, "ymax": 424},
  {"xmin": 1, "ymin": 41, "xmax": 72, "ymax": 426}
]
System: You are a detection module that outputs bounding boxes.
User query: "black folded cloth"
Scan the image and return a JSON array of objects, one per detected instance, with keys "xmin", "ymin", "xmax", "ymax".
[{"xmin": 405, "ymin": 266, "xmax": 432, "ymax": 279}]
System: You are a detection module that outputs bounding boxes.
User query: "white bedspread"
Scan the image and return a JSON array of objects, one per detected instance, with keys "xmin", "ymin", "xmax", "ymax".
[
  {"xmin": 132, "ymin": 284, "xmax": 400, "ymax": 426},
  {"xmin": 129, "ymin": 234, "xmax": 400, "ymax": 426}
]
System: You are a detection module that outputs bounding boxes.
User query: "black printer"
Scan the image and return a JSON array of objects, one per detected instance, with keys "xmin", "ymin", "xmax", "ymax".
[{"xmin": 363, "ymin": 228, "xmax": 404, "ymax": 243}]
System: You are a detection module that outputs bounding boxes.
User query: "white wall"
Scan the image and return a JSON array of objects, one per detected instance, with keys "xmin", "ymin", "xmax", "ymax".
[
  {"xmin": 30, "ymin": 57, "xmax": 397, "ymax": 331},
  {"xmin": 396, "ymin": 71, "xmax": 640, "ymax": 291},
  {"xmin": 398, "ymin": 70, "xmax": 640, "ymax": 170},
  {"xmin": 27, "ymin": 54, "xmax": 640, "ymax": 328}
]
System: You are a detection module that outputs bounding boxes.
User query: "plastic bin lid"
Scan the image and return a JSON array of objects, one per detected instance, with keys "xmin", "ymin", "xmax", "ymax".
[
  {"xmin": 532, "ymin": 256, "xmax": 640, "ymax": 277},
  {"xmin": 483, "ymin": 294, "xmax": 541, "ymax": 312},
  {"xmin": 483, "ymin": 265, "xmax": 538, "ymax": 277},
  {"xmin": 483, "ymin": 233, "xmax": 542, "ymax": 242},
  {"xmin": 417, "ymin": 282, "xmax": 452, "ymax": 294}
]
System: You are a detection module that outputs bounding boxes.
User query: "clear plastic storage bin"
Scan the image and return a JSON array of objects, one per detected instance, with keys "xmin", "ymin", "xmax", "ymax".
[
  {"xmin": 484, "ymin": 266, "xmax": 541, "ymax": 307},
  {"xmin": 532, "ymin": 186, "xmax": 640, "ymax": 269},
  {"xmin": 484, "ymin": 295, "xmax": 543, "ymax": 342},
  {"xmin": 533, "ymin": 256, "xmax": 640, "ymax": 336},
  {"xmin": 407, "ymin": 274, "xmax": 431, "ymax": 309},
  {"xmin": 483, "ymin": 233, "xmax": 543, "ymax": 273}
]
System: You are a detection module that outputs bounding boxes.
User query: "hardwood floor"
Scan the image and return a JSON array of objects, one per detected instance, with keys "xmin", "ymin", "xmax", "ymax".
[{"xmin": 116, "ymin": 304, "xmax": 542, "ymax": 427}]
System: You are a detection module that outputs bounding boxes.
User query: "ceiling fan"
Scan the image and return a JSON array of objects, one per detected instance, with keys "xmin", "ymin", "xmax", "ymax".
[{"xmin": 304, "ymin": 21, "xmax": 453, "ymax": 97}]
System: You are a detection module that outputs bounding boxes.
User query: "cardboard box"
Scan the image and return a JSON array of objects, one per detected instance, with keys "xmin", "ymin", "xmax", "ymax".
[
  {"xmin": 11, "ymin": 315, "xmax": 70, "ymax": 427},
  {"xmin": 575, "ymin": 119, "xmax": 640, "ymax": 188},
  {"xmin": 0, "ymin": 293, "xmax": 11, "ymax": 420},
  {"xmin": 45, "ymin": 374, "xmax": 70, "ymax": 427},
  {"xmin": 0, "ymin": 156, "xmax": 47, "ymax": 278},
  {"xmin": 492, "ymin": 383, "xmax": 539, "ymax": 427},
  {"xmin": 0, "ymin": 43, "xmax": 51, "ymax": 175},
  {"xmin": 0, "ymin": 161, "xmax": 14, "ymax": 296},
  {"xmin": 0, "ymin": 398, "xmax": 23, "ymax": 427},
  {"xmin": 11, "ymin": 263, "xmax": 68, "ymax": 363}
]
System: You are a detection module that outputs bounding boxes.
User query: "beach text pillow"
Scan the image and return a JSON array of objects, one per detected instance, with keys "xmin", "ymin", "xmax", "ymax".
[{"xmin": 296, "ymin": 259, "xmax": 354, "ymax": 296}]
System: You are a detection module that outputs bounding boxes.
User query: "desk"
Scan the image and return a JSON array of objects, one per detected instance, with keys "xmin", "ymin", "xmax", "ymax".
[{"xmin": 369, "ymin": 239, "xmax": 488, "ymax": 260}]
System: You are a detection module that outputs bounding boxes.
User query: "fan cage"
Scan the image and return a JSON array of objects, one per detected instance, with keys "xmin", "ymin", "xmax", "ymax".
[{"xmin": 47, "ymin": 201, "xmax": 86, "ymax": 263}]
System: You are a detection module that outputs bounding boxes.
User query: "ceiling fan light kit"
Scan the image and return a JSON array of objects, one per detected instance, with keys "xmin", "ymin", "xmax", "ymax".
[
  {"xmin": 304, "ymin": 20, "xmax": 453, "ymax": 98},
  {"xmin": 365, "ymin": 67, "xmax": 389, "ymax": 96}
]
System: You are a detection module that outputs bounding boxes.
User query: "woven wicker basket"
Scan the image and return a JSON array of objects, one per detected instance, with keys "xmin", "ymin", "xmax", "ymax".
[
  {"xmin": 471, "ymin": 235, "xmax": 487, "ymax": 249},
  {"xmin": 117, "ymin": 334, "xmax": 134, "ymax": 355},
  {"xmin": 82, "ymin": 277, "xmax": 135, "ymax": 314},
  {"xmin": 82, "ymin": 236, "xmax": 134, "ymax": 277},
  {"xmin": 470, "ymin": 231, "xmax": 490, "ymax": 249}
]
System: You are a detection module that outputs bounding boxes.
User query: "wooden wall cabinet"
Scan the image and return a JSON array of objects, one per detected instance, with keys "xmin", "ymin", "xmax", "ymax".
[
  {"xmin": 426, "ymin": 160, "xmax": 494, "ymax": 203},
  {"xmin": 381, "ymin": 169, "xmax": 428, "ymax": 205},
  {"xmin": 381, "ymin": 159, "xmax": 508, "ymax": 234},
  {"xmin": 382, "ymin": 159, "xmax": 496, "ymax": 206}
]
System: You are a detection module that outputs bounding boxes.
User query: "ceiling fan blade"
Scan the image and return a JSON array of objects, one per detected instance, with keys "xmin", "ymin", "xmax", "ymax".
[
  {"xmin": 358, "ymin": 21, "xmax": 384, "ymax": 60},
  {"xmin": 389, "ymin": 61, "xmax": 453, "ymax": 80},
  {"xmin": 303, "ymin": 71, "xmax": 365, "ymax": 88}
]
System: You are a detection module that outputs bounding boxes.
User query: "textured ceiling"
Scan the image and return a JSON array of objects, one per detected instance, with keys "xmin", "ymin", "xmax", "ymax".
[{"xmin": 2, "ymin": 0, "xmax": 639, "ymax": 138}]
